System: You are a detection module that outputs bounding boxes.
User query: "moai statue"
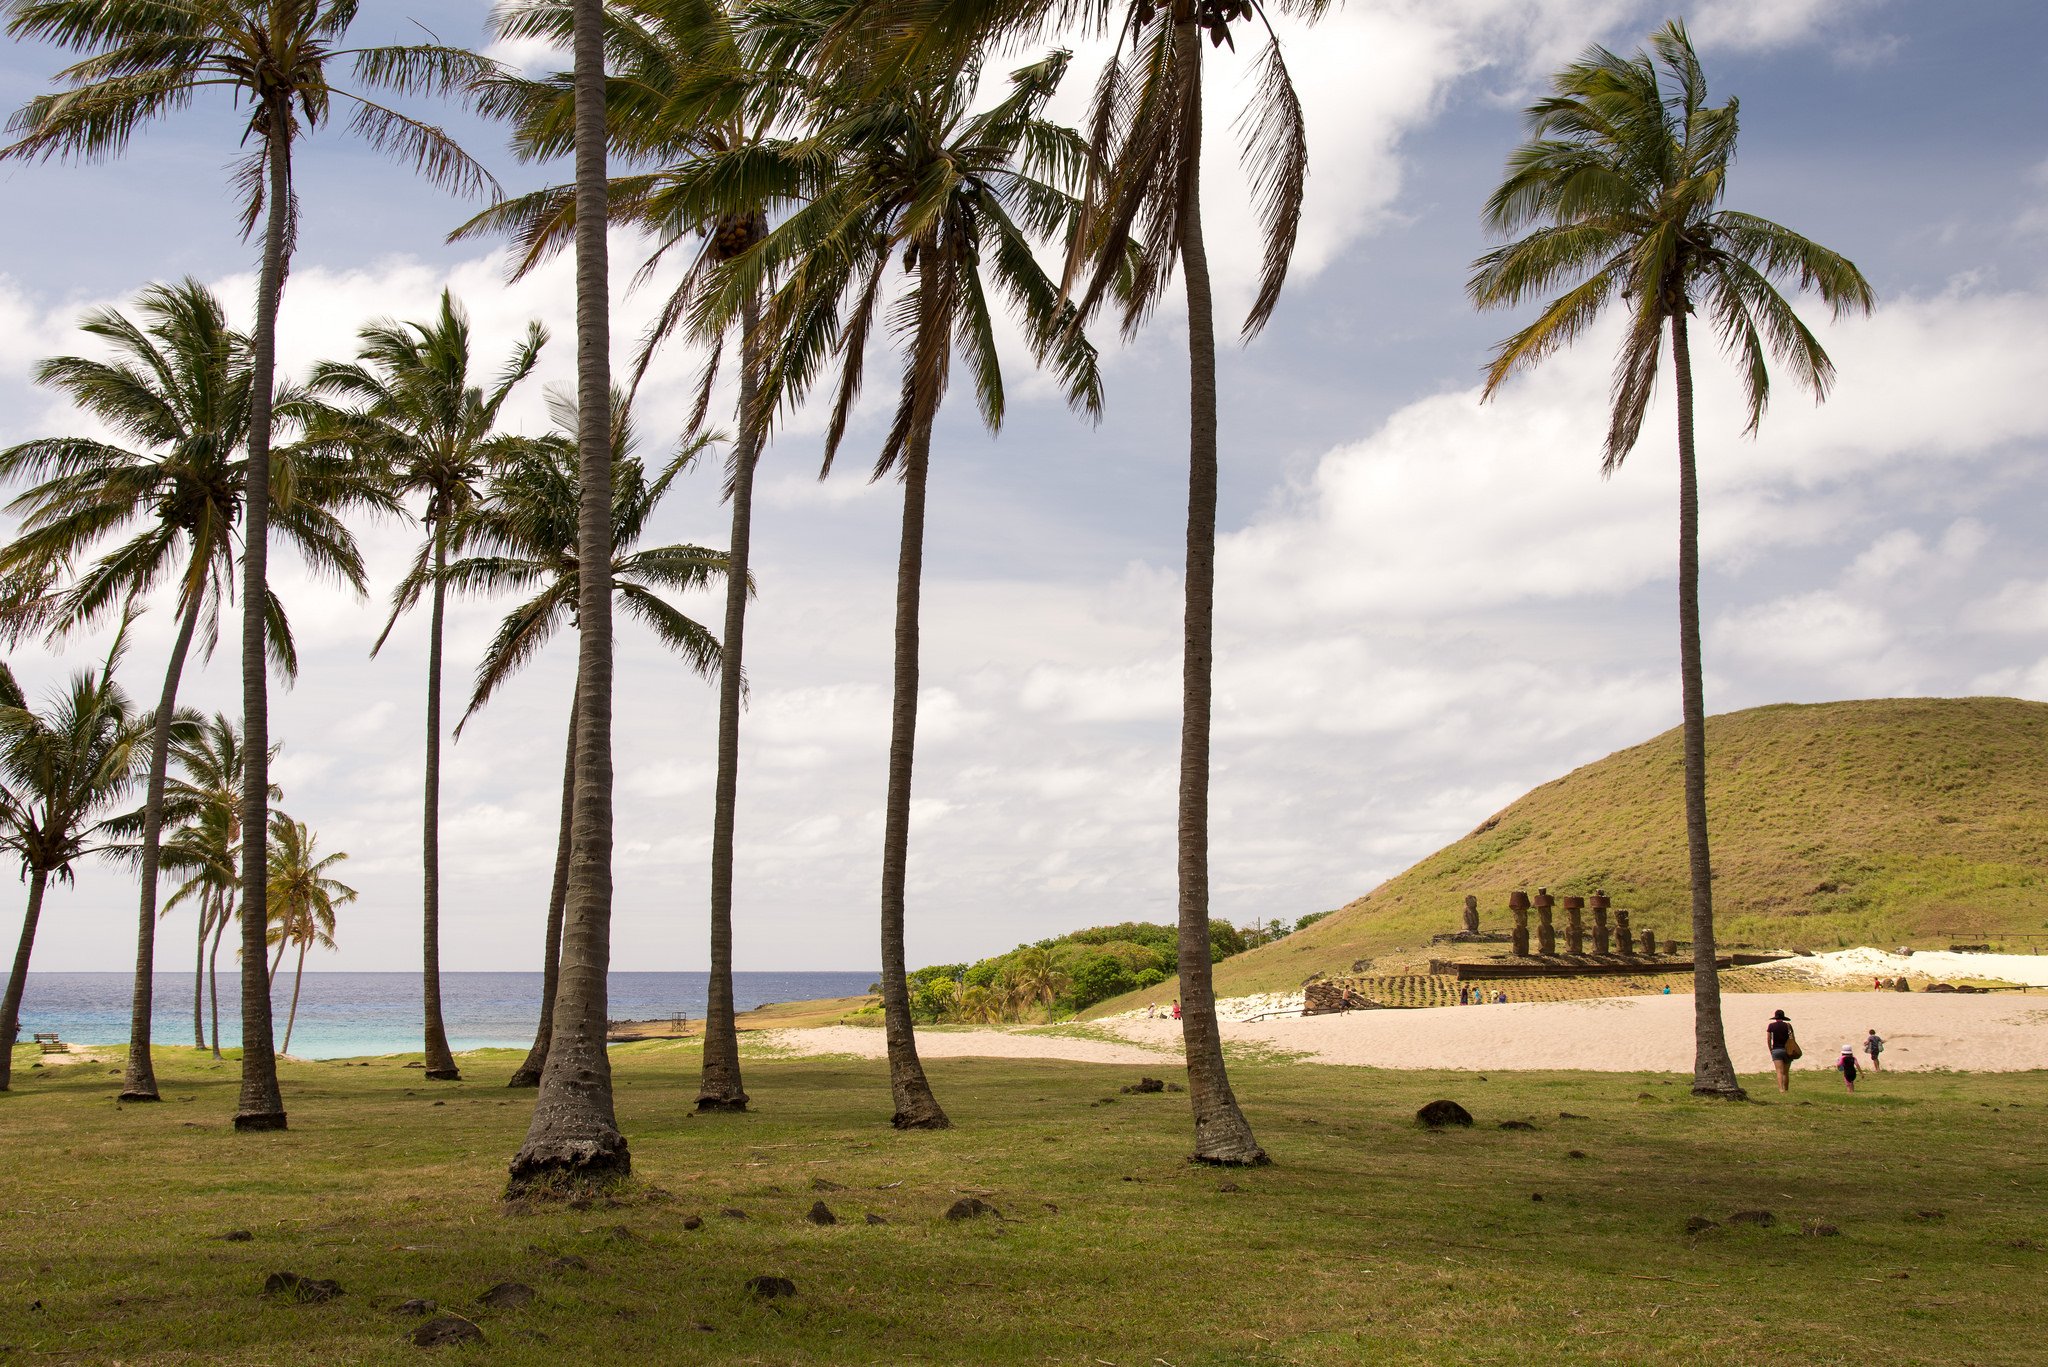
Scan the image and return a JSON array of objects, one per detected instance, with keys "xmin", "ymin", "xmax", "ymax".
[
  {"xmin": 1534, "ymin": 888, "xmax": 1556, "ymax": 955},
  {"xmin": 1615, "ymin": 906, "xmax": 1634, "ymax": 955},
  {"xmin": 1563, "ymin": 895, "xmax": 1586, "ymax": 955},
  {"xmin": 1640, "ymin": 928, "xmax": 1657, "ymax": 956},
  {"xmin": 1509, "ymin": 890, "xmax": 1531, "ymax": 957},
  {"xmin": 1591, "ymin": 891, "xmax": 1611, "ymax": 954},
  {"xmin": 1663, "ymin": 938, "xmax": 1679, "ymax": 956},
  {"xmin": 1462, "ymin": 894, "xmax": 1480, "ymax": 936}
]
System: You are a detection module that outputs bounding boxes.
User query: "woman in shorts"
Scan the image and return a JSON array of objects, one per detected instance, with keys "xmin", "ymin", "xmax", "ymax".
[{"xmin": 1765, "ymin": 1010, "xmax": 1796, "ymax": 1092}]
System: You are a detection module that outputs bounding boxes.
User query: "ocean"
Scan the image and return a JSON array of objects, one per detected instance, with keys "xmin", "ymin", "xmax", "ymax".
[{"xmin": 11, "ymin": 971, "xmax": 879, "ymax": 1060}]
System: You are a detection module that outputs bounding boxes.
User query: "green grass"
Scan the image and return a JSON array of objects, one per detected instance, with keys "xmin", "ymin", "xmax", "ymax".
[
  {"xmin": 1163, "ymin": 698, "xmax": 2048, "ymax": 1002},
  {"xmin": 3, "ymin": 1043, "xmax": 2045, "ymax": 1364}
]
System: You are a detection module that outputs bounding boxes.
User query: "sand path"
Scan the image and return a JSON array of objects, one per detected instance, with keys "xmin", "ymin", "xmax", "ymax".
[{"xmin": 763, "ymin": 993, "xmax": 2048, "ymax": 1074}]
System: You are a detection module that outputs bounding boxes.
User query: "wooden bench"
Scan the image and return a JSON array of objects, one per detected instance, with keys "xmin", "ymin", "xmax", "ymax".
[{"xmin": 33, "ymin": 1032, "xmax": 68, "ymax": 1054}]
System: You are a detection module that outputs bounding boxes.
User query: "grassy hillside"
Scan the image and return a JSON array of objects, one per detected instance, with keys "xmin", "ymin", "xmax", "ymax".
[{"xmin": 1180, "ymin": 697, "xmax": 2048, "ymax": 1001}]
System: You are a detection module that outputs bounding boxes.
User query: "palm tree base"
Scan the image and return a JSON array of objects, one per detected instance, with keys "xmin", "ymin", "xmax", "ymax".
[
  {"xmin": 115, "ymin": 1089, "xmax": 162, "ymax": 1103},
  {"xmin": 424, "ymin": 1068, "xmax": 462, "ymax": 1081},
  {"xmin": 890, "ymin": 1109, "xmax": 951, "ymax": 1131},
  {"xmin": 1691, "ymin": 1083, "xmax": 1749, "ymax": 1101},
  {"xmin": 505, "ymin": 1070, "xmax": 541, "ymax": 1089},
  {"xmin": 233, "ymin": 1110, "xmax": 288, "ymax": 1131},
  {"xmin": 694, "ymin": 1092, "xmax": 749, "ymax": 1113},
  {"xmin": 1192, "ymin": 1111, "xmax": 1269, "ymax": 1166},
  {"xmin": 504, "ymin": 1137, "xmax": 632, "ymax": 1201}
]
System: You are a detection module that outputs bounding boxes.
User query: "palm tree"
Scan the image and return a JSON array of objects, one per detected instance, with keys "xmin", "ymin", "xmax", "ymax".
[
  {"xmin": 0, "ymin": 632, "xmax": 150, "ymax": 1091},
  {"xmin": 305, "ymin": 290, "xmax": 546, "ymax": 1083},
  {"xmin": 459, "ymin": 0, "xmax": 807, "ymax": 1113},
  {"xmin": 264, "ymin": 814, "xmax": 354, "ymax": 1057},
  {"xmin": 0, "ymin": 278, "xmax": 380, "ymax": 1102},
  {"xmin": 722, "ymin": 39, "xmax": 1103, "ymax": 1128},
  {"xmin": 1468, "ymin": 21, "xmax": 1872, "ymax": 1097},
  {"xmin": 442, "ymin": 390, "xmax": 727, "ymax": 1088},
  {"xmin": 4, "ymin": 0, "xmax": 499, "ymax": 1132},
  {"xmin": 159, "ymin": 713, "xmax": 278, "ymax": 1057},
  {"xmin": 504, "ymin": 0, "xmax": 633, "ymax": 1194},
  {"xmin": 1009, "ymin": 945, "xmax": 1065, "ymax": 1017}
]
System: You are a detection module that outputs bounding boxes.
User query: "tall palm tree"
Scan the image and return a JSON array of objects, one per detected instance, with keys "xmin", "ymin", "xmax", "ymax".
[
  {"xmin": 442, "ymin": 391, "xmax": 727, "ymax": 1088},
  {"xmin": 720, "ymin": 40, "xmax": 1103, "ymax": 1128},
  {"xmin": 1468, "ymin": 21, "xmax": 1872, "ymax": 1097},
  {"xmin": 4, "ymin": 0, "xmax": 499, "ymax": 1132},
  {"xmin": 159, "ymin": 713, "xmax": 278, "ymax": 1057},
  {"xmin": 459, "ymin": 0, "xmax": 807, "ymax": 1113},
  {"xmin": 306, "ymin": 290, "xmax": 546, "ymax": 1083},
  {"xmin": 264, "ymin": 814, "xmax": 352, "ymax": 1057},
  {"xmin": 505, "ymin": 0, "xmax": 633, "ymax": 1194},
  {"xmin": 0, "ymin": 632, "xmax": 150, "ymax": 1091},
  {"xmin": 0, "ymin": 278, "xmax": 380, "ymax": 1102}
]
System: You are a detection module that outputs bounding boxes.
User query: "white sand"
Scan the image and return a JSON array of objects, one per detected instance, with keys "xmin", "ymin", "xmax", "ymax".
[
  {"xmin": 1773, "ymin": 947, "xmax": 2048, "ymax": 987},
  {"xmin": 764, "ymin": 992, "xmax": 2048, "ymax": 1074}
]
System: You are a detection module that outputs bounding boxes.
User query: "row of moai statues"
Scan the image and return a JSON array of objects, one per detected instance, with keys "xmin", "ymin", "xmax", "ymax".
[{"xmin": 1462, "ymin": 889, "xmax": 1660, "ymax": 957}]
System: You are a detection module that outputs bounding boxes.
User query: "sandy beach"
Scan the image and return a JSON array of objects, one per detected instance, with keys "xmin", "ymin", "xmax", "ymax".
[{"xmin": 760, "ymin": 991, "xmax": 2047, "ymax": 1074}]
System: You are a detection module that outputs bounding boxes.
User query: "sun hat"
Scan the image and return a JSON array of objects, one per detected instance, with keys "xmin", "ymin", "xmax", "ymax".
[{"xmin": 1772, "ymin": 1010, "xmax": 1788, "ymax": 1020}]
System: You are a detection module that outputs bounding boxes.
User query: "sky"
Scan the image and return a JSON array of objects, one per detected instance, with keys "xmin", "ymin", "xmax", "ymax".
[{"xmin": 3, "ymin": 0, "xmax": 2046, "ymax": 973}]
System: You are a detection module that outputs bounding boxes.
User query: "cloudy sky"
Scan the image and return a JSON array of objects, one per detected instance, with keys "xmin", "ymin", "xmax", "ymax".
[{"xmin": 3, "ymin": 0, "xmax": 2045, "ymax": 973}]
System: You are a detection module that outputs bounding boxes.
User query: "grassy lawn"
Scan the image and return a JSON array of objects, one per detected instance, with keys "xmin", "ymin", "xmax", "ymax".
[{"xmin": 2, "ymin": 1042, "xmax": 2043, "ymax": 1365}]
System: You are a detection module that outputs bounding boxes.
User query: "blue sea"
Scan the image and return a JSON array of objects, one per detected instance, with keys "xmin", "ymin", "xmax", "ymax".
[{"xmin": 12, "ymin": 971, "xmax": 879, "ymax": 1060}]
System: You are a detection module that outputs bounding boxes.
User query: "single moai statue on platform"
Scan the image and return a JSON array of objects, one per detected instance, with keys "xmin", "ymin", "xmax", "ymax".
[
  {"xmin": 1534, "ymin": 888, "xmax": 1556, "ymax": 955},
  {"xmin": 1563, "ymin": 895, "xmax": 1586, "ymax": 955},
  {"xmin": 1640, "ymin": 928, "xmax": 1657, "ymax": 956},
  {"xmin": 1462, "ymin": 894, "xmax": 1480, "ymax": 935},
  {"xmin": 1614, "ymin": 906, "xmax": 1634, "ymax": 955},
  {"xmin": 1509, "ymin": 889, "xmax": 1531, "ymax": 957},
  {"xmin": 1663, "ymin": 938, "xmax": 1678, "ymax": 956},
  {"xmin": 1591, "ymin": 891, "xmax": 1611, "ymax": 954}
]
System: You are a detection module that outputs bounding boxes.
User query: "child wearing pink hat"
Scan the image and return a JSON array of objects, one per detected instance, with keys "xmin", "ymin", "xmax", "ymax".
[{"xmin": 1835, "ymin": 1044, "xmax": 1860, "ymax": 1094}]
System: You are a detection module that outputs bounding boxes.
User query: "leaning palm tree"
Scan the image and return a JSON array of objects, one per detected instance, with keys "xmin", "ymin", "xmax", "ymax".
[
  {"xmin": 264, "ymin": 814, "xmax": 354, "ymax": 1057},
  {"xmin": 0, "ymin": 633, "xmax": 150, "ymax": 1091},
  {"xmin": 0, "ymin": 278, "xmax": 381, "ymax": 1102},
  {"xmin": 442, "ymin": 389, "xmax": 727, "ymax": 1089},
  {"xmin": 712, "ymin": 40, "xmax": 1103, "ymax": 1128},
  {"xmin": 4, "ymin": 0, "xmax": 500, "ymax": 1132},
  {"xmin": 458, "ymin": 0, "xmax": 810, "ymax": 1113},
  {"xmin": 305, "ymin": 290, "xmax": 546, "ymax": 1083},
  {"xmin": 1468, "ymin": 20, "xmax": 1872, "ymax": 1097},
  {"xmin": 503, "ymin": 0, "xmax": 635, "ymax": 1193}
]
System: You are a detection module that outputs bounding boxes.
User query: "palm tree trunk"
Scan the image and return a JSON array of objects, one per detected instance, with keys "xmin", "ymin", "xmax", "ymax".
[
  {"xmin": 268, "ymin": 933, "xmax": 287, "ymax": 989},
  {"xmin": 0, "ymin": 868, "xmax": 51, "ymax": 1092},
  {"xmin": 233, "ymin": 104, "xmax": 289, "ymax": 1132},
  {"xmin": 698, "ymin": 287, "xmax": 764, "ymax": 1114},
  {"xmin": 509, "ymin": 683, "xmax": 577, "ymax": 1089},
  {"xmin": 120, "ymin": 582, "xmax": 204, "ymax": 1101},
  {"xmin": 1173, "ymin": 20, "xmax": 1265, "ymax": 1165},
  {"xmin": 420, "ymin": 522, "xmax": 461, "ymax": 1080},
  {"xmin": 508, "ymin": 0, "xmax": 629, "ymax": 1193},
  {"xmin": 208, "ymin": 892, "xmax": 228, "ymax": 1059},
  {"xmin": 876, "ymin": 255, "xmax": 948, "ymax": 1132},
  {"xmin": 192, "ymin": 902, "xmax": 208, "ymax": 1049},
  {"xmin": 281, "ymin": 935, "xmax": 308, "ymax": 1057},
  {"xmin": 1671, "ymin": 311, "xmax": 1744, "ymax": 1099}
]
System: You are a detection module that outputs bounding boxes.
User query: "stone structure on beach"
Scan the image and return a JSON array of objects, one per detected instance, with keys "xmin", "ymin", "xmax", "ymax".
[
  {"xmin": 1564, "ymin": 895, "xmax": 1585, "ymax": 954},
  {"xmin": 1535, "ymin": 888, "xmax": 1557, "ymax": 954},
  {"xmin": 1592, "ymin": 892, "xmax": 1611, "ymax": 953},
  {"xmin": 1509, "ymin": 890, "xmax": 1531, "ymax": 957}
]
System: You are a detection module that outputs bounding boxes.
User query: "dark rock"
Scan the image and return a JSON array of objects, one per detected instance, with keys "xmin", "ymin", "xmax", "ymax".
[
  {"xmin": 945, "ymin": 1197, "xmax": 999, "ymax": 1221},
  {"xmin": 1166, "ymin": 1082, "xmax": 1185, "ymax": 1092},
  {"xmin": 1498, "ymin": 1120, "xmax": 1537, "ymax": 1131},
  {"xmin": 263, "ymin": 1271, "xmax": 343, "ymax": 1304},
  {"xmin": 809, "ymin": 1178, "xmax": 844, "ymax": 1192},
  {"xmin": 1802, "ymin": 1219, "xmax": 1841, "ymax": 1237},
  {"xmin": 1121, "ymin": 1077, "xmax": 1166, "ymax": 1094},
  {"xmin": 395, "ymin": 1299, "xmax": 439, "ymax": 1317},
  {"xmin": 1558, "ymin": 1112, "xmax": 1588, "ymax": 1120},
  {"xmin": 745, "ymin": 1276, "xmax": 797, "ymax": 1300},
  {"xmin": 1567, "ymin": 1150, "xmax": 1587, "ymax": 1159},
  {"xmin": 1727, "ymin": 1210, "xmax": 1776, "ymax": 1227},
  {"xmin": 432, "ymin": 1101, "xmax": 445, "ymax": 1107},
  {"xmin": 1217, "ymin": 1182, "xmax": 1241, "ymax": 1194},
  {"xmin": 865, "ymin": 1213, "xmax": 888, "ymax": 1226},
  {"xmin": 719, "ymin": 1208, "xmax": 749, "ymax": 1221},
  {"xmin": 412, "ymin": 1315, "xmax": 484, "ymax": 1348},
  {"xmin": 804, "ymin": 1201, "xmax": 836, "ymax": 1226},
  {"xmin": 220, "ymin": 1230, "xmax": 254, "ymax": 1243},
  {"xmin": 1530, "ymin": 1192, "xmax": 1544, "ymax": 1202},
  {"xmin": 477, "ymin": 1282, "xmax": 535, "ymax": 1309},
  {"xmin": 1415, "ymin": 1099, "xmax": 1474, "ymax": 1129},
  {"xmin": 1684, "ymin": 1216, "xmax": 1720, "ymax": 1235},
  {"xmin": 681, "ymin": 1215, "xmax": 704, "ymax": 1231}
]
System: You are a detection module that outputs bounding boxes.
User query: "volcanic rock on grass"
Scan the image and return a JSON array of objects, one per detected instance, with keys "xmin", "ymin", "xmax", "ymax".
[
  {"xmin": 681, "ymin": 1215, "xmax": 704, "ymax": 1231},
  {"xmin": 719, "ymin": 1208, "xmax": 749, "ymax": 1221},
  {"xmin": 805, "ymin": 1202, "xmax": 837, "ymax": 1226},
  {"xmin": 1121, "ymin": 1077, "xmax": 1166, "ymax": 1094},
  {"xmin": 1498, "ymin": 1120, "xmax": 1537, "ymax": 1131},
  {"xmin": 1684, "ymin": 1216, "xmax": 1720, "ymax": 1235},
  {"xmin": 219, "ymin": 1230, "xmax": 254, "ymax": 1243},
  {"xmin": 412, "ymin": 1315, "xmax": 484, "ymax": 1348},
  {"xmin": 865, "ymin": 1213, "xmax": 888, "ymax": 1225},
  {"xmin": 1727, "ymin": 1210, "xmax": 1776, "ymax": 1228},
  {"xmin": 394, "ymin": 1299, "xmax": 439, "ymax": 1317},
  {"xmin": 477, "ymin": 1282, "xmax": 535, "ymax": 1309},
  {"xmin": 945, "ymin": 1197, "xmax": 1000, "ymax": 1221},
  {"xmin": 809, "ymin": 1177, "xmax": 844, "ymax": 1192},
  {"xmin": 746, "ymin": 1276, "xmax": 797, "ymax": 1300},
  {"xmin": 263, "ymin": 1272, "xmax": 343, "ymax": 1304},
  {"xmin": 1415, "ymin": 1100, "xmax": 1473, "ymax": 1129},
  {"xmin": 1802, "ymin": 1219, "xmax": 1841, "ymax": 1237}
]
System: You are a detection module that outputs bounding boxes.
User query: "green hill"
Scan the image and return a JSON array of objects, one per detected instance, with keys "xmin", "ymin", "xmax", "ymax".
[{"xmin": 1171, "ymin": 697, "xmax": 2048, "ymax": 1001}]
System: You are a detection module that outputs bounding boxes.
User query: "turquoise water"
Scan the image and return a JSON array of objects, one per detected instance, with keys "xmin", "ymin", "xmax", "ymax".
[{"xmin": 12, "ymin": 971, "xmax": 878, "ymax": 1060}]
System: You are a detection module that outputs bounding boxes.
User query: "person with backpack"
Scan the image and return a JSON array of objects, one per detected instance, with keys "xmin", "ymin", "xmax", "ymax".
[
  {"xmin": 1766, "ymin": 1010, "xmax": 1800, "ymax": 1092},
  {"xmin": 1836, "ymin": 1044, "xmax": 1861, "ymax": 1093},
  {"xmin": 1863, "ymin": 1029, "xmax": 1885, "ymax": 1072}
]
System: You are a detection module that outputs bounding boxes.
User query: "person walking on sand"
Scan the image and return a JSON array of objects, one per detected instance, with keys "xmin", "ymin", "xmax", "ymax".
[
  {"xmin": 1172, "ymin": 1000, "xmax": 1181, "ymax": 1021},
  {"xmin": 1766, "ymin": 1010, "xmax": 1798, "ymax": 1092},
  {"xmin": 1836, "ymin": 1044, "xmax": 1861, "ymax": 1093},
  {"xmin": 1863, "ymin": 1028, "xmax": 1885, "ymax": 1072}
]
